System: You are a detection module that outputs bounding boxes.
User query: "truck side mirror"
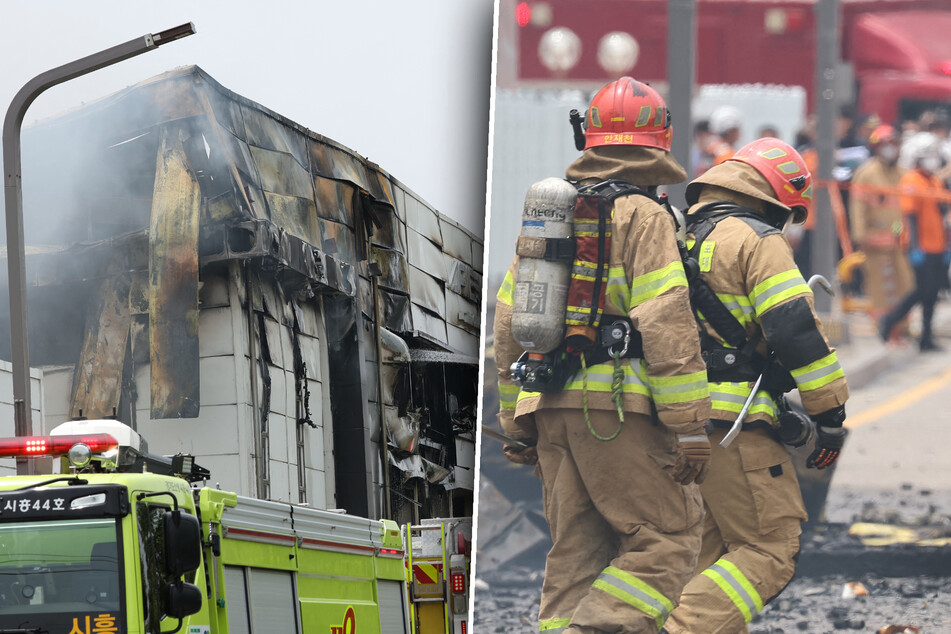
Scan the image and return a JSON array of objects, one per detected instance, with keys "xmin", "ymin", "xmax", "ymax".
[
  {"xmin": 163, "ymin": 509, "xmax": 202, "ymax": 577},
  {"xmin": 164, "ymin": 581, "xmax": 202, "ymax": 619}
]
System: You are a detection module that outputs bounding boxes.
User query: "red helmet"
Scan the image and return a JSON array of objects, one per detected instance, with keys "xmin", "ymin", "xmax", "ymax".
[
  {"xmin": 868, "ymin": 124, "xmax": 898, "ymax": 146},
  {"xmin": 727, "ymin": 138, "xmax": 813, "ymax": 223},
  {"xmin": 584, "ymin": 77, "xmax": 673, "ymax": 151}
]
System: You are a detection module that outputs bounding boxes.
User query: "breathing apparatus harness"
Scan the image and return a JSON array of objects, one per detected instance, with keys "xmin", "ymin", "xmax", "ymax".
[
  {"xmin": 683, "ymin": 202, "xmax": 812, "ymax": 445},
  {"xmin": 512, "ymin": 178, "xmax": 671, "ymax": 440}
]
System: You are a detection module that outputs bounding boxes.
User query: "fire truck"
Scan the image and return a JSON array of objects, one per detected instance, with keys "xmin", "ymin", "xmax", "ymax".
[
  {"xmin": 0, "ymin": 418, "xmax": 418, "ymax": 633},
  {"xmin": 512, "ymin": 0, "xmax": 951, "ymax": 123}
]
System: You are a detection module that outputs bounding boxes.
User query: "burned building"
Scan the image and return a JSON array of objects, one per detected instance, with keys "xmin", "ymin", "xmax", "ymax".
[{"xmin": 1, "ymin": 66, "xmax": 481, "ymax": 522}]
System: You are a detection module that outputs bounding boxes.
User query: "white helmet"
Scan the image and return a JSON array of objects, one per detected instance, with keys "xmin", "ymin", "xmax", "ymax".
[
  {"xmin": 709, "ymin": 105, "xmax": 743, "ymax": 136},
  {"xmin": 899, "ymin": 132, "xmax": 942, "ymax": 171}
]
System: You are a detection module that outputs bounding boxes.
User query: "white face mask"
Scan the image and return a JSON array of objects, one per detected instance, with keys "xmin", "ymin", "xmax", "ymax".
[
  {"xmin": 920, "ymin": 155, "xmax": 943, "ymax": 174},
  {"xmin": 879, "ymin": 144, "xmax": 899, "ymax": 163}
]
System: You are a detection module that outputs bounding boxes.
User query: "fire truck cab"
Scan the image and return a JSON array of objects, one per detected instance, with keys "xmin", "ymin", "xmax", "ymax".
[{"xmin": 0, "ymin": 419, "xmax": 412, "ymax": 633}]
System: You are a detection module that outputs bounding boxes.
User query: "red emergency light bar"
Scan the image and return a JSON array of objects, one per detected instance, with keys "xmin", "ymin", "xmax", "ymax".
[
  {"xmin": 938, "ymin": 61, "xmax": 951, "ymax": 76},
  {"xmin": 0, "ymin": 434, "xmax": 118, "ymax": 458}
]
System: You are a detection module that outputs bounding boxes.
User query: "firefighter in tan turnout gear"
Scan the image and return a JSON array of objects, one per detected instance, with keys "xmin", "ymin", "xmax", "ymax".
[
  {"xmin": 663, "ymin": 139, "xmax": 850, "ymax": 634},
  {"xmin": 495, "ymin": 77, "xmax": 713, "ymax": 633}
]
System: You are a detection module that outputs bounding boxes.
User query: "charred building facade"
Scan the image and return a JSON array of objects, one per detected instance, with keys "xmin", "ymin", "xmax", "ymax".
[{"xmin": 1, "ymin": 66, "xmax": 481, "ymax": 522}]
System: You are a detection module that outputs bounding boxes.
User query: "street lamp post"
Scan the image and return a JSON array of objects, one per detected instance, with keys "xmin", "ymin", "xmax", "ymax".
[{"xmin": 2, "ymin": 23, "xmax": 196, "ymax": 474}]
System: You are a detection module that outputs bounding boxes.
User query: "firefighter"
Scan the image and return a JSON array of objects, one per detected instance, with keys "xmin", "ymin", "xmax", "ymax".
[
  {"xmin": 849, "ymin": 124, "xmax": 912, "ymax": 322},
  {"xmin": 495, "ymin": 77, "xmax": 712, "ymax": 633},
  {"xmin": 663, "ymin": 138, "xmax": 849, "ymax": 634},
  {"xmin": 880, "ymin": 132, "xmax": 951, "ymax": 351}
]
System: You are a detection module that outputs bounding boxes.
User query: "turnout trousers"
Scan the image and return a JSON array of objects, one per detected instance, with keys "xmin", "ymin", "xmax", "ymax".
[
  {"xmin": 665, "ymin": 427, "xmax": 807, "ymax": 634},
  {"xmin": 534, "ymin": 408, "xmax": 704, "ymax": 634}
]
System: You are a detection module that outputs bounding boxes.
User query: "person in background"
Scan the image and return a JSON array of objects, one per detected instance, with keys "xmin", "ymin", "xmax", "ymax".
[
  {"xmin": 849, "ymin": 125, "xmax": 912, "ymax": 324},
  {"xmin": 706, "ymin": 105, "xmax": 743, "ymax": 167},
  {"xmin": 880, "ymin": 132, "xmax": 951, "ymax": 351},
  {"xmin": 691, "ymin": 119, "xmax": 714, "ymax": 177},
  {"xmin": 758, "ymin": 124, "xmax": 780, "ymax": 140}
]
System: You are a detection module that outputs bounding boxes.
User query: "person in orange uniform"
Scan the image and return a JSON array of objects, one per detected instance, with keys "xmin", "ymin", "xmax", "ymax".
[{"xmin": 880, "ymin": 133, "xmax": 951, "ymax": 351}]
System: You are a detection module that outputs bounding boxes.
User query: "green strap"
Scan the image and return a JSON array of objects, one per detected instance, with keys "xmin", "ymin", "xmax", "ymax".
[{"xmin": 583, "ymin": 351, "xmax": 624, "ymax": 441}]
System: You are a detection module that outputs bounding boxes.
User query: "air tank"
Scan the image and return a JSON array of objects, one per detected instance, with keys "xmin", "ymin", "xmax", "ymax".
[{"xmin": 510, "ymin": 177, "xmax": 577, "ymax": 353}]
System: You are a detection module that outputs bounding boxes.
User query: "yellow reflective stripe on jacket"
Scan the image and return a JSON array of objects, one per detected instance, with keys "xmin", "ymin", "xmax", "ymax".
[
  {"xmin": 648, "ymin": 370, "xmax": 709, "ymax": 405},
  {"xmin": 498, "ymin": 383, "xmax": 520, "ymax": 411},
  {"xmin": 561, "ymin": 360, "xmax": 650, "ymax": 397},
  {"xmin": 714, "ymin": 292, "xmax": 755, "ymax": 327},
  {"xmin": 709, "ymin": 382, "xmax": 779, "ymax": 419},
  {"xmin": 750, "ymin": 269, "xmax": 811, "ymax": 316},
  {"xmin": 701, "ymin": 558, "xmax": 764, "ymax": 623},
  {"xmin": 628, "ymin": 261, "xmax": 688, "ymax": 309},
  {"xmin": 605, "ymin": 265, "xmax": 629, "ymax": 314},
  {"xmin": 539, "ymin": 618, "xmax": 571, "ymax": 632},
  {"xmin": 790, "ymin": 351, "xmax": 844, "ymax": 392},
  {"xmin": 592, "ymin": 565, "xmax": 675, "ymax": 630},
  {"xmin": 498, "ymin": 270, "xmax": 514, "ymax": 306}
]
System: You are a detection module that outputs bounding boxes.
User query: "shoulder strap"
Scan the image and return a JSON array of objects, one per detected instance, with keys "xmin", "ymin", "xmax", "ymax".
[
  {"xmin": 683, "ymin": 202, "xmax": 759, "ymax": 351},
  {"xmin": 576, "ymin": 178, "xmax": 658, "ymax": 204}
]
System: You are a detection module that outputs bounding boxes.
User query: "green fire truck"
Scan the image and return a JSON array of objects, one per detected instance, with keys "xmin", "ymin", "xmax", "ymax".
[{"xmin": 0, "ymin": 418, "xmax": 415, "ymax": 633}]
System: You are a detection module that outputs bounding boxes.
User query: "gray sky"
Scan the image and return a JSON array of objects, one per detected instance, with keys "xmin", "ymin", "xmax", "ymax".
[{"xmin": 0, "ymin": 0, "xmax": 494, "ymax": 235}]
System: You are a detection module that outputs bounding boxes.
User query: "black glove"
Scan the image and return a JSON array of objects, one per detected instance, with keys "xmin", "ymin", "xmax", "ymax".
[
  {"xmin": 503, "ymin": 444, "xmax": 538, "ymax": 466},
  {"xmin": 807, "ymin": 405, "xmax": 847, "ymax": 469}
]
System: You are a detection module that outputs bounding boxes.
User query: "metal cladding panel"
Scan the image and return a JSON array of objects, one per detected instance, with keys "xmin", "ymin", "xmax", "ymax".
[
  {"xmin": 305, "ymin": 467, "xmax": 327, "ymax": 509},
  {"xmin": 223, "ymin": 496, "xmax": 296, "ymax": 537},
  {"xmin": 149, "ymin": 125, "xmax": 201, "ymax": 419},
  {"xmin": 200, "ymin": 356, "xmax": 239, "ymax": 406},
  {"xmin": 268, "ymin": 460, "xmax": 292, "ymax": 503},
  {"xmin": 448, "ymin": 325, "xmax": 480, "ymax": 359},
  {"xmin": 378, "ymin": 580, "xmax": 410, "ymax": 634},
  {"xmin": 407, "ymin": 230, "xmax": 448, "ymax": 282},
  {"xmin": 199, "ymin": 273, "xmax": 231, "ymax": 308},
  {"xmin": 405, "ymin": 193, "xmax": 442, "ymax": 247},
  {"xmin": 379, "ymin": 289, "xmax": 413, "ymax": 333},
  {"xmin": 249, "ymin": 145, "xmax": 316, "ymax": 200},
  {"xmin": 472, "ymin": 240, "xmax": 484, "ymax": 274},
  {"xmin": 318, "ymin": 219, "xmax": 357, "ymax": 267},
  {"xmin": 314, "ymin": 176, "xmax": 356, "ymax": 225},
  {"xmin": 269, "ymin": 414, "xmax": 290, "ymax": 462},
  {"xmin": 241, "ymin": 104, "xmax": 308, "ymax": 168},
  {"xmin": 263, "ymin": 192, "xmax": 321, "ymax": 248},
  {"xmin": 371, "ymin": 207, "xmax": 406, "ymax": 253},
  {"xmin": 198, "ymin": 306, "xmax": 234, "ymax": 357},
  {"xmin": 135, "ymin": 403, "xmax": 243, "ymax": 455},
  {"xmin": 70, "ymin": 263, "xmax": 132, "ymax": 420},
  {"xmin": 410, "ymin": 305, "xmax": 448, "ymax": 344},
  {"xmin": 298, "ymin": 334, "xmax": 323, "ymax": 382},
  {"xmin": 445, "ymin": 291, "xmax": 480, "ymax": 334},
  {"xmin": 204, "ymin": 86, "xmax": 247, "ymax": 141},
  {"xmin": 408, "ymin": 266, "xmax": 446, "ymax": 317},
  {"xmin": 439, "ymin": 219, "xmax": 473, "ymax": 264},
  {"xmin": 370, "ymin": 246, "xmax": 408, "ymax": 293}
]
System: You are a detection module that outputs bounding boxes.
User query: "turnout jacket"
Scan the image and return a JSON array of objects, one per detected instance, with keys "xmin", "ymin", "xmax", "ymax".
[
  {"xmin": 850, "ymin": 156, "xmax": 905, "ymax": 249},
  {"xmin": 494, "ymin": 147, "xmax": 712, "ymax": 440},
  {"xmin": 687, "ymin": 185, "xmax": 849, "ymax": 424}
]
